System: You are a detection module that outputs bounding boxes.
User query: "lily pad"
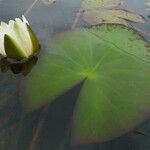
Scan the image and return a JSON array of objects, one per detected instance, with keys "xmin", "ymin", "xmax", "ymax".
[
  {"xmin": 24, "ymin": 25, "xmax": 150, "ymax": 144},
  {"xmin": 82, "ymin": 0, "xmax": 145, "ymax": 26},
  {"xmin": 83, "ymin": 8, "xmax": 146, "ymax": 26}
]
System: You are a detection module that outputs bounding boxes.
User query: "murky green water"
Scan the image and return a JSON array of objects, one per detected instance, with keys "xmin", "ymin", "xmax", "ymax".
[{"xmin": 0, "ymin": 0, "xmax": 150, "ymax": 150}]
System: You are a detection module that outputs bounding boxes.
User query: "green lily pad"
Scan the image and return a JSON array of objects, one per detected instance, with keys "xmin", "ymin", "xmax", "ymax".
[
  {"xmin": 82, "ymin": 0, "xmax": 145, "ymax": 26},
  {"xmin": 83, "ymin": 8, "xmax": 146, "ymax": 26},
  {"xmin": 24, "ymin": 25, "xmax": 150, "ymax": 144}
]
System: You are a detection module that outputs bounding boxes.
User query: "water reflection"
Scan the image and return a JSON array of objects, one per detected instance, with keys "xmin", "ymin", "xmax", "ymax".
[{"xmin": 0, "ymin": 56, "xmax": 38, "ymax": 76}]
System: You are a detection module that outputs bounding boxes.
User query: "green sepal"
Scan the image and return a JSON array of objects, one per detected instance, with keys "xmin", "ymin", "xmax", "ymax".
[
  {"xmin": 26, "ymin": 24, "xmax": 40, "ymax": 54},
  {"xmin": 4, "ymin": 34, "xmax": 27, "ymax": 60}
]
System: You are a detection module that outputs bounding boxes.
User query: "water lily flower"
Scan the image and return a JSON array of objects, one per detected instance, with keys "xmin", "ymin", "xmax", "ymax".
[{"xmin": 0, "ymin": 16, "xmax": 40, "ymax": 60}]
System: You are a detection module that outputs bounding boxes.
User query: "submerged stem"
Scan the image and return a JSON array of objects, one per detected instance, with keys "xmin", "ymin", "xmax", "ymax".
[
  {"xmin": 12, "ymin": 112, "xmax": 25, "ymax": 150},
  {"xmin": 24, "ymin": 0, "xmax": 39, "ymax": 16},
  {"xmin": 28, "ymin": 105, "xmax": 49, "ymax": 150},
  {"xmin": 71, "ymin": 7, "xmax": 83, "ymax": 30}
]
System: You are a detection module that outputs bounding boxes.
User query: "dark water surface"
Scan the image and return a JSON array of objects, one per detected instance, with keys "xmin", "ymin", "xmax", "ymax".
[{"xmin": 0, "ymin": 0, "xmax": 150, "ymax": 150}]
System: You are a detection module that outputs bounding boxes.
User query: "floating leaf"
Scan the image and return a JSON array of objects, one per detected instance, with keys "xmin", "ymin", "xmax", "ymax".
[
  {"xmin": 83, "ymin": 8, "xmax": 145, "ymax": 26},
  {"xmin": 24, "ymin": 25, "xmax": 150, "ymax": 144},
  {"xmin": 82, "ymin": 0, "xmax": 145, "ymax": 26}
]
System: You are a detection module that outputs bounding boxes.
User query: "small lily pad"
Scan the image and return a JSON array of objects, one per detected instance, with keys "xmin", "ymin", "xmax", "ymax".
[
  {"xmin": 83, "ymin": 8, "xmax": 145, "ymax": 26},
  {"xmin": 82, "ymin": 0, "xmax": 145, "ymax": 26},
  {"xmin": 24, "ymin": 25, "xmax": 150, "ymax": 144}
]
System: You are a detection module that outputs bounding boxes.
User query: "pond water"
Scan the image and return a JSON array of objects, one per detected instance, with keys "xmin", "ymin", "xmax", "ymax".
[{"xmin": 0, "ymin": 0, "xmax": 150, "ymax": 150}]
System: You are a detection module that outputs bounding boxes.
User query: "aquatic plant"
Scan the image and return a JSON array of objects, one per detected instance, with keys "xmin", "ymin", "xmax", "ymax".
[
  {"xmin": 81, "ymin": 0, "xmax": 145, "ymax": 26},
  {"xmin": 24, "ymin": 24, "xmax": 150, "ymax": 144},
  {"xmin": 0, "ymin": 16, "xmax": 40, "ymax": 60},
  {"xmin": 1, "ymin": 0, "xmax": 149, "ymax": 149}
]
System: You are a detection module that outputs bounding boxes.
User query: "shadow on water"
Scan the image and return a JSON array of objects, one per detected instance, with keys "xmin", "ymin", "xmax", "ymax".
[
  {"xmin": 17, "ymin": 81, "xmax": 84, "ymax": 150},
  {"xmin": 0, "ymin": 56, "xmax": 38, "ymax": 76}
]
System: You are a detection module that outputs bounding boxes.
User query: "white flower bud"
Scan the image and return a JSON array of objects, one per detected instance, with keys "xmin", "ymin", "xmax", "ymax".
[{"xmin": 0, "ymin": 16, "xmax": 40, "ymax": 60}]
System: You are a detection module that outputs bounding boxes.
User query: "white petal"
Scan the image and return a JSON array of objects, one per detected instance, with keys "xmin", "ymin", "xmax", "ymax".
[
  {"xmin": 0, "ymin": 22, "xmax": 9, "ymax": 56},
  {"xmin": 0, "ymin": 21, "xmax": 8, "ymax": 28},
  {"xmin": 8, "ymin": 18, "xmax": 33, "ymax": 56},
  {"xmin": 22, "ymin": 15, "xmax": 29, "ymax": 25},
  {"xmin": 0, "ymin": 32, "xmax": 6, "ymax": 56}
]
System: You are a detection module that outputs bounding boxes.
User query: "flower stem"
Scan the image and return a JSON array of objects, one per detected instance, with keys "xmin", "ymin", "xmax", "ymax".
[
  {"xmin": 12, "ymin": 112, "xmax": 25, "ymax": 150},
  {"xmin": 24, "ymin": 0, "xmax": 39, "ymax": 16},
  {"xmin": 28, "ymin": 105, "xmax": 49, "ymax": 150},
  {"xmin": 71, "ymin": 7, "xmax": 82, "ymax": 30}
]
